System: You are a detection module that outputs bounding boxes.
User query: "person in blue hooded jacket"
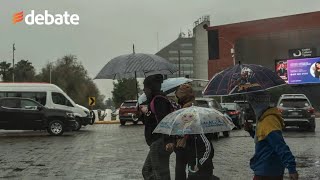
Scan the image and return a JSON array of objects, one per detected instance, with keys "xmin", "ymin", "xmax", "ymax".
[{"xmin": 245, "ymin": 92, "xmax": 299, "ymax": 180}]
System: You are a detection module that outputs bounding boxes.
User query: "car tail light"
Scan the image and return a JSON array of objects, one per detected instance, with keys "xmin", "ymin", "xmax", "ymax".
[
  {"xmin": 308, "ymin": 108, "xmax": 315, "ymax": 114},
  {"xmin": 229, "ymin": 111, "xmax": 240, "ymax": 115}
]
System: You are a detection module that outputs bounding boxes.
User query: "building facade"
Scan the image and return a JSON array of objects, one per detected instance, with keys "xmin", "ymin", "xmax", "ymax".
[
  {"xmin": 206, "ymin": 11, "xmax": 320, "ymax": 109},
  {"xmin": 156, "ymin": 16, "xmax": 210, "ymax": 79}
]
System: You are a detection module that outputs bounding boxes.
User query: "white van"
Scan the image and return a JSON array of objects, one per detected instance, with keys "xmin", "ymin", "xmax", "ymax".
[{"xmin": 0, "ymin": 83, "xmax": 94, "ymax": 130}]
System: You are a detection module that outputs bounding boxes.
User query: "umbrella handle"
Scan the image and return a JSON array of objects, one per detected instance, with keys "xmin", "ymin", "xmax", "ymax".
[{"xmin": 188, "ymin": 158, "xmax": 198, "ymax": 173}]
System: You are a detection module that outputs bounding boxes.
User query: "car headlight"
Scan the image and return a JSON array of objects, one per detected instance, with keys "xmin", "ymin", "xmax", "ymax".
[{"xmin": 66, "ymin": 112, "xmax": 75, "ymax": 118}]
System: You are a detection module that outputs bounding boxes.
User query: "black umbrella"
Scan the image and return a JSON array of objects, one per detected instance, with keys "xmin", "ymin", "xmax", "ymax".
[
  {"xmin": 95, "ymin": 48, "xmax": 178, "ymax": 99},
  {"xmin": 95, "ymin": 53, "xmax": 177, "ymax": 79}
]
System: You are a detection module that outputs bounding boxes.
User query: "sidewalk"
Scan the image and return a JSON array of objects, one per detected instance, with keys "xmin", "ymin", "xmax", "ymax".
[{"xmin": 94, "ymin": 120, "xmax": 120, "ymax": 124}]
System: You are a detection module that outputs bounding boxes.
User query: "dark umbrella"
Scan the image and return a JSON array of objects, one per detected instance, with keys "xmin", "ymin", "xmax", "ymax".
[
  {"xmin": 203, "ymin": 63, "xmax": 285, "ymax": 96},
  {"xmin": 95, "ymin": 48, "xmax": 178, "ymax": 99},
  {"xmin": 95, "ymin": 53, "xmax": 177, "ymax": 79}
]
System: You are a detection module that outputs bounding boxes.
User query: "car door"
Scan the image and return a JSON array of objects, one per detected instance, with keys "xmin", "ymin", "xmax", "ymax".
[
  {"xmin": 18, "ymin": 99, "xmax": 45, "ymax": 130},
  {"xmin": 0, "ymin": 99, "xmax": 21, "ymax": 130}
]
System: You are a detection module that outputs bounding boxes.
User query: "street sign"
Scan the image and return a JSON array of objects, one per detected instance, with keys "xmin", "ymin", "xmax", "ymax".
[{"xmin": 89, "ymin": 97, "xmax": 95, "ymax": 106}]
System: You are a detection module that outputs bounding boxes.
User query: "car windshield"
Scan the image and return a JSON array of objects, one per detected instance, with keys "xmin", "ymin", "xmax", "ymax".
[
  {"xmin": 221, "ymin": 104, "xmax": 237, "ymax": 110},
  {"xmin": 196, "ymin": 100, "xmax": 209, "ymax": 108},
  {"xmin": 279, "ymin": 99, "xmax": 310, "ymax": 108},
  {"xmin": 122, "ymin": 102, "xmax": 137, "ymax": 107}
]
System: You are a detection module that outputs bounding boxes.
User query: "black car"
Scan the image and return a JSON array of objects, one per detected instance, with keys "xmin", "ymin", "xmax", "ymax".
[
  {"xmin": 220, "ymin": 103, "xmax": 244, "ymax": 129},
  {"xmin": 277, "ymin": 94, "xmax": 316, "ymax": 132},
  {"xmin": 234, "ymin": 100, "xmax": 256, "ymax": 123},
  {"xmin": 0, "ymin": 97, "xmax": 76, "ymax": 136}
]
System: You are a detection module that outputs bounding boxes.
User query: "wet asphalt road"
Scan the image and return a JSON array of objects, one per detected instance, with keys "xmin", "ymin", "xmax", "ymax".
[{"xmin": 0, "ymin": 119, "xmax": 319, "ymax": 180}]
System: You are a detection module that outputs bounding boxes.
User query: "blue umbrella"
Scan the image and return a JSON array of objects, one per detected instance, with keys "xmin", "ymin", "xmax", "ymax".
[
  {"xmin": 138, "ymin": 77, "xmax": 192, "ymax": 104},
  {"xmin": 203, "ymin": 64, "xmax": 285, "ymax": 96}
]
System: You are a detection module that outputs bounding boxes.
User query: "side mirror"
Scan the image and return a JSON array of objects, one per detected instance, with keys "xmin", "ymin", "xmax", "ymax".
[{"xmin": 37, "ymin": 106, "xmax": 43, "ymax": 111}]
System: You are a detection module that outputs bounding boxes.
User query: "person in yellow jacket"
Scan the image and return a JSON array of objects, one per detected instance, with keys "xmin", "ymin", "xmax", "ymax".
[{"xmin": 245, "ymin": 92, "xmax": 299, "ymax": 180}]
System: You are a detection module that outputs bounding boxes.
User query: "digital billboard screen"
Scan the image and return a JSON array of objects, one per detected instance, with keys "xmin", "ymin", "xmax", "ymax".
[
  {"xmin": 287, "ymin": 57, "xmax": 320, "ymax": 84},
  {"xmin": 275, "ymin": 60, "xmax": 288, "ymax": 83}
]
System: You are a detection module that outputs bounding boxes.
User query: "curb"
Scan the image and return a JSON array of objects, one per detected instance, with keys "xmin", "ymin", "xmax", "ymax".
[{"xmin": 94, "ymin": 120, "xmax": 120, "ymax": 124}]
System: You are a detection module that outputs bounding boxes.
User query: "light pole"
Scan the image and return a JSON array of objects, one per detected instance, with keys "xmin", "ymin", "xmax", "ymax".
[
  {"xmin": 218, "ymin": 37, "xmax": 235, "ymax": 65},
  {"xmin": 12, "ymin": 43, "xmax": 15, "ymax": 82},
  {"xmin": 218, "ymin": 37, "xmax": 236, "ymax": 103}
]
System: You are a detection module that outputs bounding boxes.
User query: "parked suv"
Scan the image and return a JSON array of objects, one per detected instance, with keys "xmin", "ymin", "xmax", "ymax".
[
  {"xmin": 119, "ymin": 100, "xmax": 142, "ymax": 125},
  {"xmin": 0, "ymin": 97, "xmax": 76, "ymax": 136},
  {"xmin": 195, "ymin": 98, "xmax": 231, "ymax": 138},
  {"xmin": 277, "ymin": 94, "xmax": 316, "ymax": 132},
  {"xmin": 220, "ymin": 103, "xmax": 244, "ymax": 129}
]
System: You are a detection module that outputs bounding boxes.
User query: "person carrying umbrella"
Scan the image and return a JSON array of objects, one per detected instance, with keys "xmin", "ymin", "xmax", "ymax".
[
  {"xmin": 244, "ymin": 92, "xmax": 299, "ymax": 180},
  {"xmin": 174, "ymin": 84, "xmax": 195, "ymax": 180},
  {"xmin": 203, "ymin": 63, "xmax": 299, "ymax": 179},
  {"xmin": 174, "ymin": 84, "xmax": 215, "ymax": 180},
  {"xmin": 142, "ymin": 74, "xmax": 175, "ymax": 180}
]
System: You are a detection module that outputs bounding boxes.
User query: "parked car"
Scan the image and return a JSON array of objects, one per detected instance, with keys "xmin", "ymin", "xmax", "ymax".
[
  {"xmin": 195, "ymin": 98, "xmax": 231, "ymax": 138},
  {"xmin": 119, "ymin": 100, "xmax": 142, "ymax": 125},
  {"xmin": 0, "ymin": 83, "xmax": 94, "ymax": 131},
  {"xmin": 0, "ymin": 97, "xmax": 76, "ymax": 136},
  {"xmin": 234, "ymin": 100, "xmax": 256, "ymax": 123},
  {"xmin": 277, "ymin": 94, "xmax": 316, "ymax": 132},
  {"xmin": 220, "ymin": 103, "xmax": 244, "ymax": 129}
]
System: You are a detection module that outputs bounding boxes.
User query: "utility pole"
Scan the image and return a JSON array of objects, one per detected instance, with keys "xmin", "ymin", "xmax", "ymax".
[
  {"xmin": 12, "ymin": 43, "xmax": 15, "ymax": 82},
  {"xmin": 156, "ymin": 32, "xmax": 159, "ymax": 51},
  {"xmin": 178, "ymin": 50, "xmax": 181, "ymax": 77},
  {"xmin": 49, "ymin": 64, "xmax": 52, "ymax": 83}
]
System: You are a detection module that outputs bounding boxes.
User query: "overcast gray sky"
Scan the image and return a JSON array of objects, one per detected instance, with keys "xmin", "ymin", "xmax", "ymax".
[{"xmin": 1, "ymin": 0, "xmax": 320, "ymax": 98}]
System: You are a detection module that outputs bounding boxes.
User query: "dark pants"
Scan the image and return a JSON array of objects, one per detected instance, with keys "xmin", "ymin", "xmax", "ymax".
[
  {"xmin": 175, "ymin": 149, "xmax": 188, "ymax": 180},
  {"xmin": 142, "ymin": 138, "xmax": 172, "ymax": 180},
  {"xmin": 253, "ymin": 175, "xmax": 283, "ymax": 180}
]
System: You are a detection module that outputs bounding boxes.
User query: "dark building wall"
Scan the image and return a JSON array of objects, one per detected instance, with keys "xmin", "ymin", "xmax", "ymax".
[
  {"xmin": 207, "ymin": 11, "xmax": 320, "ymax": 79},
  {"xmin": 235, "ymin": 28, "xmax": 320, "ymax": 110}
]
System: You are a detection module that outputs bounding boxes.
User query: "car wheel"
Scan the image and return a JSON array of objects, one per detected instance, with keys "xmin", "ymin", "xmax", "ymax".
[
  {"xmin": 223, "ymin": 131, "xmax": 230, "ymax": 137},
  {"xmin": 89, "ymin": 111, "xmax": 95, "ymax": 125},
  {"xmin": 47, "ymin": 120, "xmax": 64, "ymax": 136},
  {"xmin": 120, "ymin": 119, "xmax": 126, "ymax": 126},
  {"xmin": 73, "ymin": 118, "xmax": 82, "ymax": 131}
]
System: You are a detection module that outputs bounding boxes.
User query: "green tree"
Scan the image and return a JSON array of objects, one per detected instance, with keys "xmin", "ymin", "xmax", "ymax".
[
  {"xmin": 14, "ymin": 60, "xmax": 36, "ymax": 82},
  {"xmin": 112, "ymin": 78, "xmax": 140, "ymax": 108},
  {"xmin": 37, "ymin": 55, "xmax": 105, "ymax": 109},
  {"xmin": 0, "ymin": 61, "xmax": 12, "ymax": 82}
]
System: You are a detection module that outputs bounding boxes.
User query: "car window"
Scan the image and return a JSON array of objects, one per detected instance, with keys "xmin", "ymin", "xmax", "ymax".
[
  {"xmin": 279, "ymin": 99, "xmax": 310, "ymax": 108},
  {"xmin": 21, "ymin": 99, "xmax": 40, "ymax": 110},
  {"xmin": 221, "ymin": 103, "xmax": 236, "ymax": 110},
  {"xmin": 21, "ymin": 92, "xmax": 47, "ymax": 106},
  {"xmin": 0, "ymin": 92, "xmax": 5, "ymax": 98},
  {"xmin": 122, "ymin": 102, "xmax": 137, "ymax": 107},
  {"xmin": 52, "ymin": 92, "xmax": 73, "ymax": 107},
  {"xmin": 7, "ymin": 92, "xmax": 21, "ymax": 97},
  {"xmin": 212, "ymin": 100, "xmax": 222, "ymax": 109},
  {"xmin": 2, "ymin": 99, "xmax": 21, "ymax": 108},
  {"xmin": 196, "ymin": 100, "xmax": 209, "ymax": 108}
]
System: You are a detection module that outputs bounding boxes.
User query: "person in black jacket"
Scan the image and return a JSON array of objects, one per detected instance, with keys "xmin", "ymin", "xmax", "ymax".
[
  {"xmin": 142, "ymin": 74, "xmax": 175, "ymax": 180},
  {"xmin": 185, "ymin": 134, "xmax": 214, "ymax": 180}
]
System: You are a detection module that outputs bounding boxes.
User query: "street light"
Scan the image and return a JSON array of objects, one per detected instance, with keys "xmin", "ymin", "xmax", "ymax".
[
  {"xmin": 218, "ymin": 37, "xmax": 235, "ymax": 65},
  {"xmin": 217, "ymin": 37, "xmax": 236, "ymax": 103}
]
